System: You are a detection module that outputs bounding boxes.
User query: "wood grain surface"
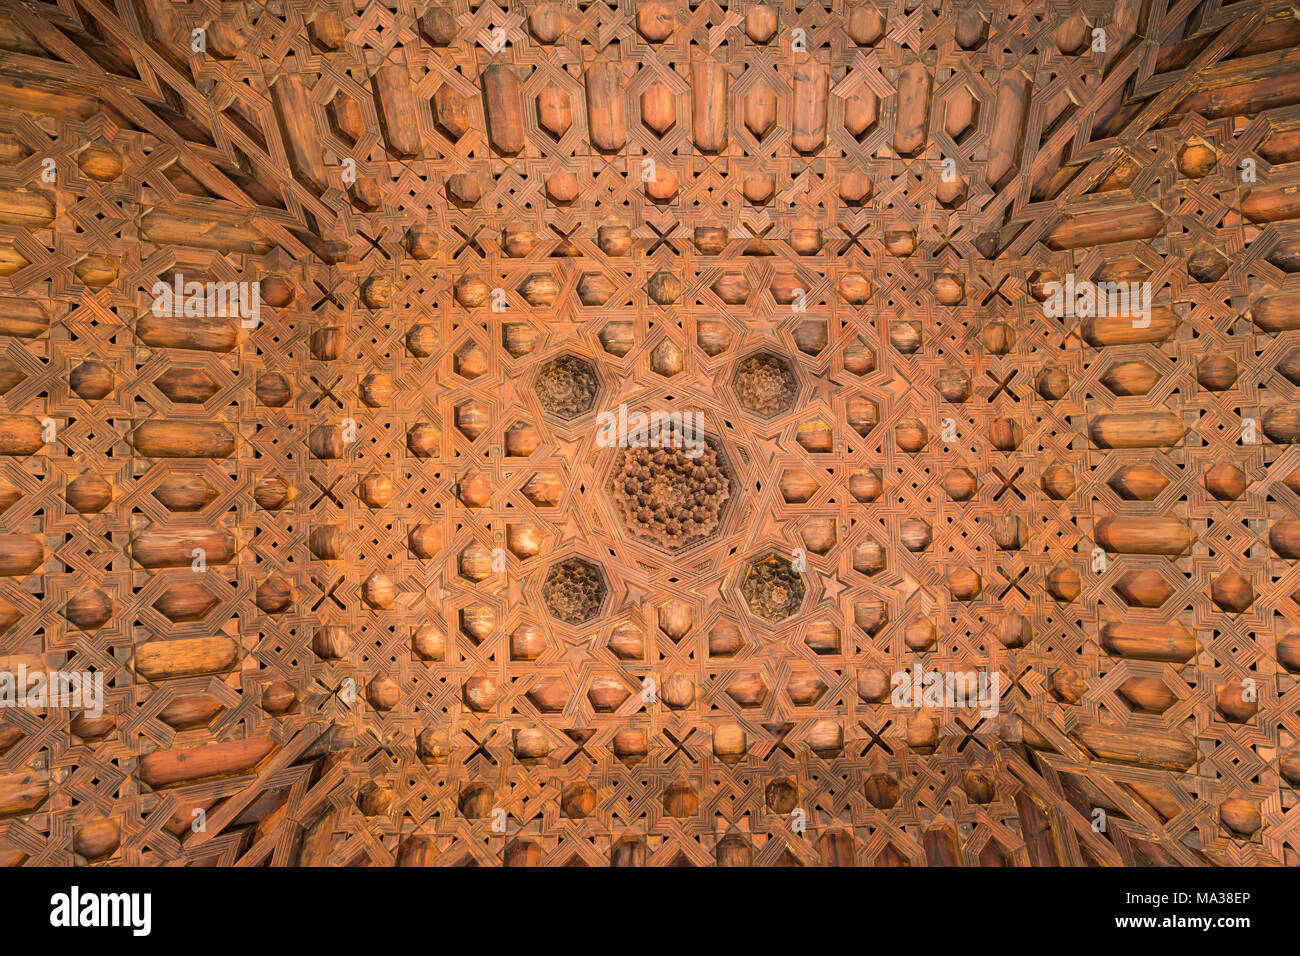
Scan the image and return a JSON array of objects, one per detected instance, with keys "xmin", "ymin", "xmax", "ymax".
[{"xmin": 0, "ymin": 0, "xmax": 1295, "ymax": 867}]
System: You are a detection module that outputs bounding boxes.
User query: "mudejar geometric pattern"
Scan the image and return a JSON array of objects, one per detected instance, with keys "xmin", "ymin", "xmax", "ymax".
[{"xmin": 0, "ymin": 0, "xmax": 1298, "ymax": 867}]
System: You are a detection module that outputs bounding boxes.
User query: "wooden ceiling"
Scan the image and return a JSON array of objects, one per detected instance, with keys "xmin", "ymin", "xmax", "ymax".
[{"xmin": 0, "ymin": 0, "xmax": 1299, "ymax": 866}]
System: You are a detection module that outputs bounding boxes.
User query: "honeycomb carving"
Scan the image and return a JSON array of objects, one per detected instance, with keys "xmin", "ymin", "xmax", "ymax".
[
  {"xmin": 741, "ymin": 554, "xmax": 807, "ymax": 622},
  {"xmin": 535, "ymin": 353, "xmax": 599, "ymax": 419},
  {"xmin": 731, "ymin": 351, "xmax": 798, "ymax": 417},
  {"xmin": 606, "ymin": 436, "xmax": 734, "ymax": 551},
  {"xmin": 542, "ymin": 556, "xmax": 608, "ymax": 625}
]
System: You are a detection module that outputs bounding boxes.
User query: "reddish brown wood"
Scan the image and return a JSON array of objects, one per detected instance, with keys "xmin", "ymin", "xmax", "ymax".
[{"xmin": 0, "ymin": 0, "xmax": 1294, "ymax": 872}]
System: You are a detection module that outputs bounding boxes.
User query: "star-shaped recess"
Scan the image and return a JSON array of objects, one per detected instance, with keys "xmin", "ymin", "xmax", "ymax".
[{"xmin": 818, "ymin": 570, "xmax": 850, "ymax": 604}]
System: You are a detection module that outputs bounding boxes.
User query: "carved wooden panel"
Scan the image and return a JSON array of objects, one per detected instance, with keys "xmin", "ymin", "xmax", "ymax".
[{"xmin": 0, "ymin": 0, "xmax": 1298, "ymax": 867}]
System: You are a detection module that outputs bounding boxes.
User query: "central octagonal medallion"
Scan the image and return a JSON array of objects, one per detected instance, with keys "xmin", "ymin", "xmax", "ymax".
[{"xmin": 605, "ymin": 431, "xmax": 736, "ymax": 553}]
